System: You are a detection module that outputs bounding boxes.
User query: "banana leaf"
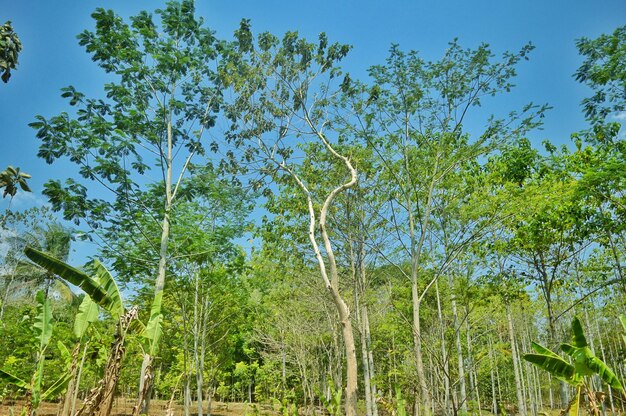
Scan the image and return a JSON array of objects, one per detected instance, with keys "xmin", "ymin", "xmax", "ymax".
[
  {"xmin": 523, "ymin": 353, "xmax": 578, "ymax": 385},
  {"xmin": 73, "ymin": 295, "xmax": 100, "ymax": 338},
  {"xmin": 24, "ymin": 246, "xmax": 114, "ymax": 314},
  {"xmin": 87, "ymin": 260, "xmax": 123, "ymax": 319},
  {"xmin": 571, "ymin": 317, "xmax": 588, "ymax": 348},
  {"xmin": 41, "ymin": 373, "xmax": 72, "ymax": 401},
  {"xmin": 530, "ymin": 341, "xmax": 561, "ymax": 358},
  {"xmin": 587, "ymin": 356, "xmax": 624, "ymax": 391},
  {"xmin": 34, "ymin": 291, "xmax": 52, "ymax": 350},
  {"xmin": 0, "ymin": 368, "xmax": 29, "ymax": 390}
]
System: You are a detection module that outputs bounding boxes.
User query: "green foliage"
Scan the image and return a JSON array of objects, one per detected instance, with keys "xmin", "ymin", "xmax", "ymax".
[
  {"xmin": 0, "ymin": 291, "xmax": 71, "ymax": 412},
  {"xmin": 24, "ymin": 246, "xmax": 123, "ymax": 318},
  {"xmin": 524, "ymin": 317, "xmax": 623, "ymax": 414},
  {"xmin": 317, "ymin": 380, "xmax": 342, "ymax": 416},
  {"xmin": 0, "ymin": 166, "xmax": 31, "ymax": 200},
  {"xmin": 575, "ymin": 25, "xmax": 626, "ymax": 123},
  {"xmin": 0, "ymin": 21, "xmax": 21, "ymax": 83},
  {"xmin": 73, "ymin": 296, "xmax": 99, "ymax": 339}
]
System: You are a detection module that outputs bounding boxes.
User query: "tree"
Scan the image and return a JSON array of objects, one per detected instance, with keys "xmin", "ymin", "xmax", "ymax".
[
  {"xmin": 221, "ymin": 23, "xmax": 360, "ymax": 416},
  {"xmin": 0, "ymin": 21, "xmax": 22, "ymax": 83},
  {"xmin": 342, "ymin": 41, "xmax": 547, "ymax": 415},
  {"xmin": 575, "ymin": 25, "xmax": 626, "ymax": 124},
  {"xmin": 29, "ymin": 2, "xmax": 225, "ymax": 411}
]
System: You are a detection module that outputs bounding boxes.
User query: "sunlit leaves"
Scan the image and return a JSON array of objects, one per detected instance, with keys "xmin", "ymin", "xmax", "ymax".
[{"xmin": 0, "ymin": 21, "xmax": 22, "ymax": 83}]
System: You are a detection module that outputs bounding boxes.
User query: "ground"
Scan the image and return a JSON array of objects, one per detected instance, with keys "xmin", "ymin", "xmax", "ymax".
[{"xmin": 0, "ymin": 399, "xmax": 277, "ymax": 416}]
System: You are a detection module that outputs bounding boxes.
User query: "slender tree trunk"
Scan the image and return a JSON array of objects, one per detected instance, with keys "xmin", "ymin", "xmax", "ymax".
[
  {"xmin": 71, "ymin": 342, "xmax": 90, "ymax": 416},
  {"xmin": 450, "ymin": 276, "xmax": 467, "ymax": 414},
  {"xmin": 290, "ymin": 121, "xmax": 359, "ymax": 416},
  {"xmin": 194, "ymin": 271, "xmax": 205, "ymax": 416},
  {"xmin": 489, "ymin": 337, "xmax": 497, "ymax": 415},
  {"xmin": 506, "ymin": 304, "xmax": 527, "ymax": 416},
  {"xmin": 435, "ymin": 281, "xmax": 451, "ymax": 415},
  {"xmin": 363, "ymin": 303, "xmax": 378, "ymax": 416},
  {"xmin": 356, "ymin": 288, "xmax": 373, "ymax": 416},
  {"xmin": 135, "ymin": 82, "xmax": 179, "ymax": 416}
]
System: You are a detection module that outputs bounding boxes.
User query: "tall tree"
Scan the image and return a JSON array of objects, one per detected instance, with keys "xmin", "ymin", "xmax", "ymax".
[
  {"xmin": 29, "ymin": 2, "xmax": 224, "ymax": 412},
  {"xmin": 342, "ymin": 41, "xmax": 547, "ymax": 415},
  {"xmin": 221, "ymin": 23, "xmax": 360, "ymax": 416}
]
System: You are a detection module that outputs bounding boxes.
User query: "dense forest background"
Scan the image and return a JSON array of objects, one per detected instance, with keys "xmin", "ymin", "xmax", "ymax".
[{"xmin": 1, "ymin": 2, "xmax": 625, "ymax": 415}]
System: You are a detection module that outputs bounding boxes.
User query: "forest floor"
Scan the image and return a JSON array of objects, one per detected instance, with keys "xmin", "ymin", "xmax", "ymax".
[{"xmin": 0, "ymin": 399, "xmax": 276, "ymax": 415}]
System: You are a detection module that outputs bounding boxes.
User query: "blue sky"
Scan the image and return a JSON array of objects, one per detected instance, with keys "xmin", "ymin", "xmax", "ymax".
[{"xmin": 1, "ymin": 0, "xmax": 624, "ymax": 262}]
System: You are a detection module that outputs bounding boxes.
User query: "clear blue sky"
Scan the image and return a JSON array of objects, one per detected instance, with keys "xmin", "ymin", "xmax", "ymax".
[{"xmin": 1, "ymin": 0, "xmax": 624, "ymax": 262}]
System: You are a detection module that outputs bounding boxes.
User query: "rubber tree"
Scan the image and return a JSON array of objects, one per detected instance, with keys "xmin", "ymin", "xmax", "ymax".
[
  {"xmin": 29, "ymin": 2, "xmax": 224, "ymax": 412},
  {"xmin": 220, "ymin": 22, "xmax": 361, "ymax": 416},
  {"xmin": 340, "ymin": 41, "xmax": 547, "ymax": 415}
]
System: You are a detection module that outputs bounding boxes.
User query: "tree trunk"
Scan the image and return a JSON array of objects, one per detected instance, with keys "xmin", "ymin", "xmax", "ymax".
[
  {"xmin": 293, "ymin": 121, "xmax": 359, "ymax": 416},
  {"xmin": 450, "ymin": 277, "xmax": 467, "ymax": 414},
  {"xmin": 135, "ymin": 83, "xmax": 178, "ymax": 416},
  {"xmin": 435, "ymin": 281, "xmax": 451, "ymax": 415},
  {"xmin": 506, "ymin": 304, "xmax": 527, "ymax": 416},
  {"xmin": 411, "ymin": 282, "xmax": 431, "ymax": 416}
]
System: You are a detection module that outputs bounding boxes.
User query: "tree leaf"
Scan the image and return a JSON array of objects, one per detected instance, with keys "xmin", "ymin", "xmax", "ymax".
[
  {"xmin": 41, "ymin": 373, "xmax": 72, "ymax": 401},
  {"xmin": 87, "ymin": 260, "xmax": 123, "ymax": 319},
  {"xmin": 530, "ymin": 341, "xmax": 561, "ymax": 359}
]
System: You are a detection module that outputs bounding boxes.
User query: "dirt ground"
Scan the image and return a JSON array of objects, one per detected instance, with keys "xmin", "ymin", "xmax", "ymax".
[{"xmin": 0, "ymin": 399, "xmax": 277, "ymax": 416}]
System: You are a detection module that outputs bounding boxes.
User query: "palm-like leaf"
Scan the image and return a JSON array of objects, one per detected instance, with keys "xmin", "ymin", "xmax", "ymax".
[
  {"xmin": 571, "ymin": 317, "xmax": 588, "ymax": 348},
  {"xmin": 41, "ymin": 373, "xmax": 72, "ymax": 401},
  {"xmin": 24, "ymin": 246, "xmax": 121, "ymax": 315},
  {"xmin": 0, "ymin": 368, "xmax": 29, "ymax": 390},
  {"xmin": 587, "ymin": 356, "xmax": 624, "ymax": 391},
  {"xmin": 87, "ymin": 260, "xmax": 123, "ymax": 319},
  {"xmin": 531, "ymin": 341, "xmax": 561, "ymax": 358},
  {"xmin": 523, "ymin": 353, "xmax": 578, "ymax": 385},
  {"xmin": 34, "ymin": 291, "xmax": 52, "ymax": 350},
  {"xmin": 74, "ymin": 296, "xmax": 99, "ymax": 338}
]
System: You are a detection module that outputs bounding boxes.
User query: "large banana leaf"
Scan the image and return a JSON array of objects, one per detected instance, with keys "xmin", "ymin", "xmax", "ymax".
[
  {"xmin": 530, "ymin": 341, "xmax": 561, "ymax": 359},
  {"xmin": 24, "ymin": 246, "xmax": 117, "ymax": 314},
  {"xmin": 73, "ymin": 295, "xmax": 100, "ymax": 338},
  {"xmin": 87, "ymin": 260, "xmax": 123, "ymax": 319},
  {"xmin": 41, "ymin": 373, "xmax": 72, "ymax": 401},
  {"xmin": 523, "ymin": 353, "xmax": 578, "ymax": 385},
  {"xmin": 34, "ymin": 291, "xmax": 52, "ymax": 351},
  {"xmin": 569, "ymin": 386, "xmax": 580, "ymax": 416},
  {"xmin": 587, "ymin": 356, "xmax": 624, "ymax": 391},
  {"xmin": 0, "ymin": 368, "xmax": 29, "ymax": 390},
  {"xmin": 142, "ymin": 292, "xmax": 163, "ymax": 355},
  {"xmin": 570, "ymin": 317, "xmax": 588, "ymax": 348}
]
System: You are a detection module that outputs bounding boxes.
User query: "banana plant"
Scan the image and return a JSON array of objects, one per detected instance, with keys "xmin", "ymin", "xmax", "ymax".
[
  {"xmin": 523, "ymin": 316, "xmax": 624, "ymax": 415},
  {"xmin": 24, "ymin": 246, "xmax": 135, "ymax": 416},
  {"xmin": 0, "ymin": 291, "xmax": 71, "ymax": 415}
]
